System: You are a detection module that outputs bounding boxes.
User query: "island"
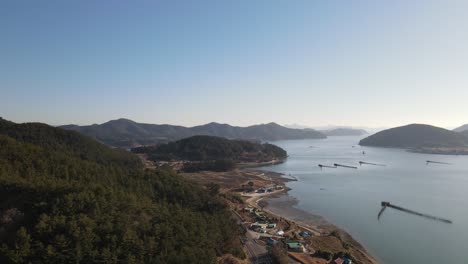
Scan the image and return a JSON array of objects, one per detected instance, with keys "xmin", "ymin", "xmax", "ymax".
[
  {"xmin": 359, "ymin": 123, "xmax": 468, "ymax": 155},
  {"xmin": 132, "ymin": 135, "xmax": 288, "ymax": 172},
  {"xmin": 320, "ymin": 128, "xmax": 367, "ymax": 136},
  {"xmin": 460, "ymin": 130, "xmax": 468, "ymax": 138},
  {"xmin": 453, "ymin": 123, "xmax": 468, "ymax": 132}
]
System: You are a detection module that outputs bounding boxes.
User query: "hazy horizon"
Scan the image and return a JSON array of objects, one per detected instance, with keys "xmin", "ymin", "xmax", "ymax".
[
  {"xmin": 1, "ymin": 115, "xmax": 463, "ymax": 132},
  {"xmin": 2, "ymin": 1, "xmax": 468, "ymax": 128}
]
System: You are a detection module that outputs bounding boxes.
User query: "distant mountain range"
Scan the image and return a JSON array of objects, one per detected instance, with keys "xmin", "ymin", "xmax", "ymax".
[
  {"xmin": 60, "ymin": 118, "xmax": 326, "ymax": 148},
  {"xmin": 453, "ymin": 124, "xmax": 468, "ymax": 132},
  {"xmin": 359, "ymin": 124, "xmax": 468, "ymax": 155},
  {"xmin": 460, "ymin": 130, "xmax": 468, "ymax": 136},
  {"xmin": 285, "ymin": 124, "xmax": 375, "ymax": 135},
  {"xmin": 320, "ymin": 128, "xmax": 368, "ymax": 136}
]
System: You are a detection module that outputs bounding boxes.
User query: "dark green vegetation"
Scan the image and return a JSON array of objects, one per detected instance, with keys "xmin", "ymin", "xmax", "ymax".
[
  {"xmin": 320, "ymin": 128, "xmax": 367, "ymax": 136},
  {"xmin": 61, "ymin": 118, "xmax": 326, "ymax": 148},
  {"xmin": 133, "ymin": 135, "xmax": 287, "ymax": 172},
  {"xmin": 133, "ymin": 135, "xmax": 287, "ymax": 168},
  {"xmin": 359, "ymin": 124, "xmax": 468, "ymax": 152},
  {"xmin": 182, "ymin": 160, "xmax": 236, "ymax": 173},
  {"xmin": 0, "ymin": 118, "xmax": 243, "ymax": 263}
]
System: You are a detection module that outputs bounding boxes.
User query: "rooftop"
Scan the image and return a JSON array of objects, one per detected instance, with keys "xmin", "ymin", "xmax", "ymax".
[
  {"xmin": 334, "ymin": 258, "xmax": 344, "ymax": 264},
  {"xmin": 287, "ymin": 242, "xmax": 303, "ymax": 248}
]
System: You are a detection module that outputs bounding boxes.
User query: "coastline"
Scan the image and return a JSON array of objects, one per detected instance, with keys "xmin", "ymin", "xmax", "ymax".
[
  {"xmin": 180, "ymin": 165, "xmax": 379, "ymax": 263},
  {"xmin": 410, "ymin": 146, "xmax": 468, "ymax": 155},
  {"xmin": 237, "ymin": 158, "xmax": 286, "ymax": 168},
  {"xmin": 243, "ymin": 171, "xmax": 379, "ymax": 264},
  {"xmin": 360, "ymin": 144, "xmax": 468, "ymax": 155}
]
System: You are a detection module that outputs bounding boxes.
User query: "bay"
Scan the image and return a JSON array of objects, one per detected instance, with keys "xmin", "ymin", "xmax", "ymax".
[{"xmin": 259, "ymin": 136, "xmax": 468, "ymax": 264}]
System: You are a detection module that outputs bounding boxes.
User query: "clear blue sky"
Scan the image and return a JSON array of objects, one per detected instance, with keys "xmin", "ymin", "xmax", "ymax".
[{"xmin": 2, "ymin": 0, "xmax": 467, "ymax": 128}]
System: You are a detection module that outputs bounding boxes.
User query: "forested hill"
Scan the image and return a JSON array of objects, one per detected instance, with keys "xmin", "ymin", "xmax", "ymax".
[
  {"xmin": 453, "ymin": 124, "xmax": 468, "ymax": 132},
  {"xmin": 359, "ymin": 124, "xmax": 468, "ymax": 148},
  {"xmin": 320, "ymin": 128, "xmax": 367, "ymax": 136},
  {"xmin": 461, "ymin": 130, "xmax": 468, "ymax": 138},
  {"xmin": 0, "ymin": 117, "xmax": 141, "ymax": 169},
  {"xmin": 132, "ymin": 135, "xmax": 287, "ymax": 163},
  {"xmin": 60, "ymin": 118, "xmax": 326, "ymax": 148},
  {"xmin": 0, "ymin": 118, "xmax": 242, "ymax": 263}
]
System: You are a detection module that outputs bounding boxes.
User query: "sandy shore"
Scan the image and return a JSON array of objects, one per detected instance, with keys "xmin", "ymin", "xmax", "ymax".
[
  {"xmin": 262, "ymin": 194, "xmax": 329, "ymax": 230},
  {"xmin": 243, "ymin": 175, "xmax": 379, "ymax": 264},
  {"xmin": 244, "ymin": 191, "xmax": 324, "ymax": 237},
  {"xmin": 237, "ymin": 158, "xmax": 286, "ymax": 168},
  {"xmin": 182, "ymin": 167, "xmax": 379, "ymax": 263}
]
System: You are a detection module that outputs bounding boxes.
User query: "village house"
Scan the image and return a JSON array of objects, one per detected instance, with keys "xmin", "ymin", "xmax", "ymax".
[
  {"xmin": 243, "ymin": 207, "xmax": 255, "ymax": 213},
  {"xmin": 334, "ymin": 257, "xmax": 353, "ymax": 264},
  {"xmin": 286, "ymin": 241, "xmax": 305, "ymax": 253}
]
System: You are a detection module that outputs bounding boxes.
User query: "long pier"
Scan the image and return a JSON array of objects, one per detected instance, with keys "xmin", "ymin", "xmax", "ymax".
[
  {"xmin": 318, "ymin": 164, "xmax": 337, "ymax": 170},
  {"xmin": 426, "ymin": 160, "xmax": 451, "ymax": 165},
  {"xmin": 334, "ymin": 163, "xmax": 358, "ymax": 169},
  {"xmin": 359, "ymin": 161, "xmax": 386, "ymax": 167},
  {"xmin": 379, "ymin": 201, "xmax": 452, "ymax": 224}
]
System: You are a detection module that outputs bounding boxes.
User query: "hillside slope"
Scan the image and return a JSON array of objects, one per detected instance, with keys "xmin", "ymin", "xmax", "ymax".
[
  {"xmin": 460, "ymin": 130, "xmax": 468, "ymax": 138},
  {"xmin": 359, "ymin": 124, "xmax": 468, "ymax": 154},
  {"xmin": 454, "ymin": 124, "xmax": 468, "ymax": 132},
  {"xmin": 60, "ymin": 119, "xmax": 326, "ymax": 148},
  {"xmin": 321, "ymin": 128, "xmax": 367, "ymax": 136},
  {"xmin": 60, "ymin": 118, "xmax": 192, "ymax": 148},
  {"xmin": 0, "ymin": 118, "xmax": 242, "ymax": 263},
  {"xmin": 133, "ymin": 135, "xmax": 287, "ymax": 163}
]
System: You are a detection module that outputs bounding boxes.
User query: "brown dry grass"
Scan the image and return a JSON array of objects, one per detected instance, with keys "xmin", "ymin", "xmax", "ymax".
[
  {"xmin": 217, "ymin": 254, "xmax": 248, "ymax": 264},
  {"xmin": 181, "ymin": 169, "xmax": 289, "ymax": 190},
  {"xmin": 309, "ymin": 231, "xmax": 378, "ymax": 264},
  {"xmin": 310, "ymin": 235, "xmax": 345, "ymax": 252},
  {"xmin": 288, "ymin": 252, "xmax": 328, "ymax": 264}
]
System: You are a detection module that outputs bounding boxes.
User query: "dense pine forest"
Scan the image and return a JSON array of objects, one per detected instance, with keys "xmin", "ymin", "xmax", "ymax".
[
  {"xmin": 0, "ymin": 118, "xmax": 243, "ymax": 263},
  {"xmin": 133, "ymin": 135, "xmax": 287, "ymax": 163}
]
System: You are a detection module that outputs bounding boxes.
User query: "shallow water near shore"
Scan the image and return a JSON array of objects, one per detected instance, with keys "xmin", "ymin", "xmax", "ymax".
[
  {"xmin": 263, "ymin": 194, "xmax": 328, "ymax": 227},
  {"xmin": 259, "ymin": 136, "xmax": 468, "ymax": 264}
]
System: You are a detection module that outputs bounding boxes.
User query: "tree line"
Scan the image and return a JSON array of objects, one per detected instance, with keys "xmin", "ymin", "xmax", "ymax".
[
  {"xmin": 0, "ymin": 119, "xmax": 244, "ymax": 263},
  {"xmin": 133, "ymin": 135, "xmax": 287, "ymax": 172}
]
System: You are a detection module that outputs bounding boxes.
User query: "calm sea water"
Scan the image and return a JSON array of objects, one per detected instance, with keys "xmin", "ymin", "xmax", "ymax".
[{"xmin": 259, "ymin": 136, "xmax": 468, "ymax": 264}]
